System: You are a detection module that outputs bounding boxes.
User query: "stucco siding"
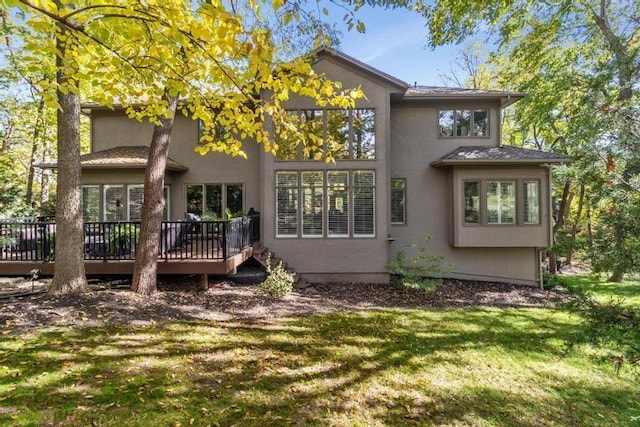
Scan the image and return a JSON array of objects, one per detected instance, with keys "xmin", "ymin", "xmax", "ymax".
[
  {"xmin": 89, "ymin": 111, "xmax": 261, "ymax": 220},
  {"xmin": 389, "ymin": 104, "xmax": 545, "ymax": 286}
]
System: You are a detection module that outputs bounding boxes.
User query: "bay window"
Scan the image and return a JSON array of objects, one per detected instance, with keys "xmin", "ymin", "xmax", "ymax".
[{"xmin": 462, "ymin": 179, "xmax": 540, "ymax": 226}]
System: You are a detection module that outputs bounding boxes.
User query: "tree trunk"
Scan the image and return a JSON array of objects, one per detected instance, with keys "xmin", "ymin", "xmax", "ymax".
[
  {"xmin": 566, "ymin": 183, "xmax": 585, "ymax": 265},
  {"xmin": 131, "ymin": 95, "xmax": 178, "ymax": 296},
  {"xmin": 548, "ymin": 180, "xmax": 572, "ymax": 274},
  {"xmin": 609, "ymin": 269, "xmax": 624, "ymax": 283},
  {"xmin": 25, "ymin": 99, "xmax": 45, "ymax": 207},
  {"xmin": 49, "ymin": 19, "xmax": 87, "ymax": 295}
]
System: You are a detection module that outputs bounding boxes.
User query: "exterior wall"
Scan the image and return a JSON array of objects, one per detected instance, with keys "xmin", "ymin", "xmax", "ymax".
[
  {"xmin": 89, "ymin": 111, "xmax": 261, "ymax": 220},
  {"xmin": 389, "ymin": 102, "xmax": 545, "ymax": 286},
  {"xmin": 260, "ymin": 55, "xmax": 404, "ymax": 282}
]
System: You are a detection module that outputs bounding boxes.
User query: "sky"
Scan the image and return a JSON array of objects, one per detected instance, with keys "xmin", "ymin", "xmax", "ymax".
[{"xmin": 328, "ymin": 4, "xmax": 467, "ymax": 87}]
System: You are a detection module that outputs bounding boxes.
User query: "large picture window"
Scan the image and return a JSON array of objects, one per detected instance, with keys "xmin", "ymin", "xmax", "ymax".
[
  {"xmin": 439, "ymin": 109, "xmax": 489, "ymax": 137},
  {"xmin": 462, "ymin": 179, "xmax": 539, "ymax": 226},
  {"xmin": 275, "ymin": 170, "xmax": 375, "ymax": 238},
  {"xmin": 186, "ymin": 183, "xmax": 244, "ymax": 219},
  {"xmin": 275, "ymin": 108, "xmax": 376, "ymax": 161}
]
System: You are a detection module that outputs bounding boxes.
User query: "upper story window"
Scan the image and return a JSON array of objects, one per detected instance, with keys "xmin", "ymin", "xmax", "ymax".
[
  {"xmin": 439, "ymin": 109, "xmax": 489, "ymax": 137},
  {"xmin": 276, "ymin": 108, "xmax": 376, "ymax": 161}
]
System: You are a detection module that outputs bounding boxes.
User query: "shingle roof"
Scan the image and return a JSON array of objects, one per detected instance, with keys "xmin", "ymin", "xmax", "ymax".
[
  {"xmin": 431, "ymin": 145, "xmax": 571, "ymax": 167},
  {"xmin": 38, "ymin": 146, "xmax": 189, "ymax": 172},
  {"xmin": 403, "ymin": 86, "xmax": 525, "ymax": 107}
]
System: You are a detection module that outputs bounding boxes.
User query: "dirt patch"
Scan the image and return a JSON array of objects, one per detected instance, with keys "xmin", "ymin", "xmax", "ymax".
[{"xmin": 0, "ymin": 276, "xmax": 571, "ymax": 333}]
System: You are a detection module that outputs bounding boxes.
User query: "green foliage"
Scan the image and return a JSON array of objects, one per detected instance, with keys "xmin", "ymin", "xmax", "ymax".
[
  {"xmin": 224, "ymin": 208, "xmax": 246, "ymax": 219},
  {"xmin": 36, "ymin": 231, "xmax": 55, "ymax": 261},
  {"xmin": 565, "ymin": 284, "xmax": 640, "ymax": 376},
  {"xmin": 260, "ymin": 254, "xmax": 295, "ymax": 297},
  {"xmin": 108, "ymin": 224, "xmax": 139, "ymax": 255},
  {"xmin": 388, "ymin": 235, "xmax": 453, "ymax": 290}
]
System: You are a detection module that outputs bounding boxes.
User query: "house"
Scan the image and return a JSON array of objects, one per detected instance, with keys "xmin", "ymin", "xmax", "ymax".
[{"xmin": 2, "ymin": 48, "xmax": 568, "ymax": 286}]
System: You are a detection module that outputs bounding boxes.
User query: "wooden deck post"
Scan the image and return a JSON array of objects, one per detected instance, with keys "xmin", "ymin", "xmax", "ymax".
[{"xmin": 198, "ymin": 273, "xmax": 209, "ymax": 290}]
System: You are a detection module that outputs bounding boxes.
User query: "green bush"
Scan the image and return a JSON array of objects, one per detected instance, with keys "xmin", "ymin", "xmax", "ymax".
[
  {"xmin": 388, "ymin": 236, "xmax": 453, "ymax": 290},
  {"xmin": 260, "ymin": 254, "xmax": 295, "ymax": 297}
]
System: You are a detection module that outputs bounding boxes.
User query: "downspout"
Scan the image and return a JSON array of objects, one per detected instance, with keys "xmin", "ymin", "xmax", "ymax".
[{"xmin": 538, "ymin": 248, "xmax": 544, "ymax": 290}]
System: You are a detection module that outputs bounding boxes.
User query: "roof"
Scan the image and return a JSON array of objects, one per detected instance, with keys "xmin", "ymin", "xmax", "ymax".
[
  {"xmin": 403, "ymin": 86, "xmax": 525, "ymax": 107},
  {"xmin": 431, "ymin": 145, "xmax": 571, "ymax": 167},
  {"xmin": 38, "ymin": 146, "xmax": 189, "ymax": 172},
  {"xmin": 314, "ymin": 47, "xmax": 409, "ymax": 90}
]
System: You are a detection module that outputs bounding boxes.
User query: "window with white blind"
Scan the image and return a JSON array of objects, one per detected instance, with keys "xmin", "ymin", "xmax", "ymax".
[
  {"xmin": 128, "ymin": 185, "xmax": 170, "ymax": 221},
  {"xmin": 276, "ymin": 172, "xmax": 299, "ymax": 237},
  {"xmin": 275, "ymin": 170, "xmax": 375, "ymax": 238},
  {"xmin": 104, "ymin": 185, "xmax": 125, "ymax": 222},
  {"xmin": 302, "ymin": 171, "xmax": 324, "ymax": 237},
  {"xmin": 390, "ymin": 178, "xmax": 406, "ymax": 225}
]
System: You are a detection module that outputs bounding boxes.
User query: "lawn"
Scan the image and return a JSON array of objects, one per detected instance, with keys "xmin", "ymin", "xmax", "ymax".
[
  {"xmin": 556, "ymin": 273, "xmax": 640, "ymax": 306},
  {"xmin": 1, "ymin": 280, "xmax": 639, "ymax": 426}
]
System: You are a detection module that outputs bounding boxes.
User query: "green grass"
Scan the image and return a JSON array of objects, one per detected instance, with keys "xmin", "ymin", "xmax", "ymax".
[
  {"xmin": 557, "ymin": 274, "xmax": 640, "ymax": 306},
  {"xmin": 1, "ymin": 304, "xmax": 638, "ymax": 426}
]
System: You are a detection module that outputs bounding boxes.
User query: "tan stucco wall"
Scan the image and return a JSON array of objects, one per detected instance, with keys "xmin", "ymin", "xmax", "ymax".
[
  {"xmin": 389, "ymin": 103, "xmax": 547, "ymax": 286},
  {"xmin": 89, "ymin": 111, "xmax": 261, "ymax": 220},
  {"xmin": 259, "ymin": 55, "xmax": 404, "ymax": 282}
]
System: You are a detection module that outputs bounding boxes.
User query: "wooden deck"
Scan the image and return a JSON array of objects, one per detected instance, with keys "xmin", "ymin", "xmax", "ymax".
[
  {"xmin": 0, "ymin": 246, "xmax": 254, "ymax": 276},
  {"xmin": 0, "ymin": 217, "xmax": 258, "ymax": 276}
]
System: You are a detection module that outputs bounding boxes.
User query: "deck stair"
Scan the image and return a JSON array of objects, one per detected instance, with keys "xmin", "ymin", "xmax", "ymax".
[{"xmin": 251, "ymin": 243, "xmax": 310, "ymax": 289}]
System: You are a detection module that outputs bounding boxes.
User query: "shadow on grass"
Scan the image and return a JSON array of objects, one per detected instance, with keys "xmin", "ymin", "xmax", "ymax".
[{"xmin": 0, "ymin": 308, "xmax": 638, "ymax": 426}]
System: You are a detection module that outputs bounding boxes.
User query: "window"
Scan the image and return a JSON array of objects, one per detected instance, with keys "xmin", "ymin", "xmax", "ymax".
[
  {"xmin": 82, "ymin": 186, "xmax": 100, "ymax": 222},
  {"xmin": 463, "ymin": 181, "xmax": 480, "ymax": 224},
  {"xmin": 186, "ymin": 183, "xmax": 244, "ymax": 219},
  {"xmin": 128, "ymin": 185, "xmax": 170, "ymax": 221},
  {"xmin": 486, "ymin": 181, "xmax": 515, "ymax": 224},
  {"xmin": 275, "ymin": 170, "xmax": 375, "ymax": 238},
  {"xmin": 328, "ymin": 171, "xmax": 349, "ymax": 236},
  {"xmin": 462, "ymin": 179, "xmax": 539, "ymax": 226},
  {"xmin": 439, "ymin": 109, "xmax": 489, "ymax": 137},
  {"xmin": 83, "ymin": 184, "xmax": 169, "ymax": 222},
  {"xmin": 390, "ymin": 178, "xmax": 406, "ymax": 225},
  {"xmin": 275, "ymin": 108, "xmax": 376, "ymax": 161},
  {"xmin": 523, "ymin": 181, "xmax": 540, "ymax": 224},
  {"xmin": 104, "ymin": 185, "xmax": 124, "ymax": 221},
  {"xmin": 353, "ymin": 171, "xmax": 375, "ymax": 236},
  {"xmin": 276, "ymin": 172, "xmax": 299, "ymax": 237}
]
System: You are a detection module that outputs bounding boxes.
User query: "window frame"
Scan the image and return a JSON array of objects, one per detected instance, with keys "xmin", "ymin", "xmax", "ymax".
[
  {"xmin": 390, "ymin": 178, "xmax": 407, "ymax": 225},
  {"xmin": 82, "ymin": 184, "xmax": 170, "ymax": 222},
  {"xmin": 461, "ymin": 178, "xmax": 541, "ymax": 227},
  {"xmin": 275, "ymin": 108, "xmax": 376, "ymax": 162},
  {"xmin": 438, "ymin": 108, "xmax": 490, "ymax": 138},
  {"xmin": 185, "ymin": 182, "xmax": 244, "ymax": 220},
  {"xmin": 274, "ymin": 170, "xmax": 376, "ymax": 239}
]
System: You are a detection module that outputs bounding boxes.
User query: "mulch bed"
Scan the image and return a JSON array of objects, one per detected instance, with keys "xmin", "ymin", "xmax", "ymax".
[{"xmin": 0, "ymin": 276, "xmax": 571, "ymax": 334}]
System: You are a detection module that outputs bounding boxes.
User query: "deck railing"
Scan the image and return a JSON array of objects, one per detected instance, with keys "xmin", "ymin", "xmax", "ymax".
[{"xmin": 0, "ymin": 216, "xmax": 258, "ymax": 263}]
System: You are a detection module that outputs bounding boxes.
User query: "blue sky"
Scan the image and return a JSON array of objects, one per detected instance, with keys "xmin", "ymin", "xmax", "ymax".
[{"xmin": 330, "ymin": 4, "xmax": 465, "ymax": 86}]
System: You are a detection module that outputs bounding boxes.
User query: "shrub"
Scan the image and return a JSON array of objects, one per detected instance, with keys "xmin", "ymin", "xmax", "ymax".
[
  {"xmin": 260, "ymin": 254, "xmax": 295, "ymax": 297},
  {"xmin": 388, "ymin": 235, "xmax": 453, "ymax": 290}
]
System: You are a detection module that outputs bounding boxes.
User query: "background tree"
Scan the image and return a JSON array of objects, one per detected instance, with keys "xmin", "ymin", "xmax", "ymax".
[
  {"xmin": 6, "ymin": 0, "xmax": 364, "ymax": 295},
  {"xmin": 419, "ymin": 0, "xmax": 640, "ymax": 280}
]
